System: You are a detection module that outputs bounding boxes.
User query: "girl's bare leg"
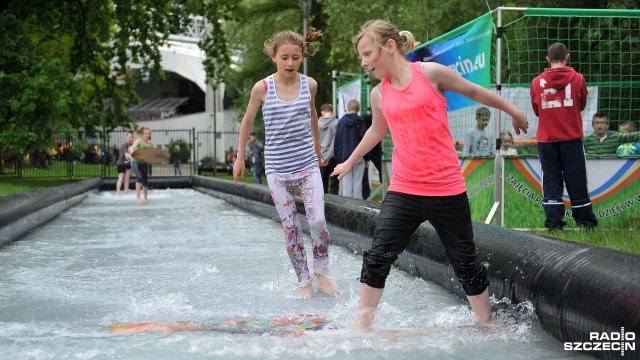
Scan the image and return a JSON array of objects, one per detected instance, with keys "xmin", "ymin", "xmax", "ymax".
[
  {"xmin": 352, "ymin": 283, "xmax": 384, "ymax": 332},
  {"xmin": 467, "ymin": 287, "xmax": 491, "ymax": 324}
]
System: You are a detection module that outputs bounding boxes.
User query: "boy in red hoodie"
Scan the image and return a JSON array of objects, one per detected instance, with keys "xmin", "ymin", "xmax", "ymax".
[{"xmin": 530, "ymin": 43, "xmax": 598, "ymax": 230}]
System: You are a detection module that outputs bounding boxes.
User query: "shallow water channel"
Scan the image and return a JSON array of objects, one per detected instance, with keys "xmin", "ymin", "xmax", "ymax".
[{"xmin": 0, "ymin": 189, "xmax": 592, "ymax": 359}]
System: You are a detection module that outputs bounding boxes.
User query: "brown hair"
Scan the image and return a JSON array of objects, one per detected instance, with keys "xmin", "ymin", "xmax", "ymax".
[
  {"xmin": 547, "ymin": 43, "xmax": 568, "ymax": 62},
  {"xmin": 347, "ymin": 99, "xmax": 360, "ymax": 113},
  {"xmin": 352, "ymin": 20, "xmax": 413, "ymax": 54},
  {"xmin": 620, "ymin": 121, "xmax": 638, "ymax": 132},
  {"xmin": 137, "ymin": 127, "xmax": 150, "ymax": 135},
  {"xmin": 320, "ymin": 103, "xmax": 333, "ymax": 113},
  {"xmin": 500, "ymin": 131, "xmax": 513, "ymax": 142},
  {"xmin": 263, "ymin": 27, "xmax": 323, "ymax": 58},
  {"xmin": 592, "ymin": 112, "xmax": 608, "ymax": 123},
  {"xmin": 476, "ymin": 107, "xmax": 491, "ymax": 117},
  {"xmin": 399, "ymin": 30, "xmax": 417, "ymax": 51}
]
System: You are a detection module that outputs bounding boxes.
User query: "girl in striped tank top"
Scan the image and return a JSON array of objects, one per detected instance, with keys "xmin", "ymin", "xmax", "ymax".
[
  {"xmin": 333, "ymin": 20, "xmax": 529, "ymax": 331},
  {"xmin": 233, "ymin": 28, "xmax": 340, "ymax": 299}
]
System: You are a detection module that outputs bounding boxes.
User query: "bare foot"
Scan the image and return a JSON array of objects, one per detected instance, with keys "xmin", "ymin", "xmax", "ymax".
[
  {"xmin": 295, "ymin": 284, "xmax": 313, "ymax": 299},
  {"xmin": 478, "ymin": 320, "xmax": 499, "ymax": 334},
  {"xmin": 351, "ymin": 309, "xmax": 375, "ymax": 332},
  {"xmin": 136, "ymin": 198, "xmax": 143, "ymax": 204},
  {"xmin": 316, "ymin": 274, "xmax": 340, "ymax": 296}
]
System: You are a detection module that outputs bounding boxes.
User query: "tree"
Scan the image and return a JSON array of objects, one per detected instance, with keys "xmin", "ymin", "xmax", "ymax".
[
  {"xmin": 0, "ymin": 0, "xmax": 190, "ymax": 163},
  {"xmin": 199, "ymin": 0, "xmax": 239, "ymax": 90},
  {"xmin": 224, "ymin": 0, "xmax": 637, "ymax": 125}
]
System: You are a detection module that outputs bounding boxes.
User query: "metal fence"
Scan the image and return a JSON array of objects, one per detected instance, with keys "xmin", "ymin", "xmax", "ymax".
[{"xmin": 0, "ymin": 129, "xmax": 241, "ymax": 178}]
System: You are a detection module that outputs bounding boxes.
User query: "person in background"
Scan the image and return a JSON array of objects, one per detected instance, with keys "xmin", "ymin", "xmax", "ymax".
[
  {"xmin": 616, "ymin": 121, "xmax": 640, "ymax": 156},
  {"xmin": 464, "ymin": 107, "xmax": 495, "ymax": 157},
  {"xmin": 129, "ymin": 127, "xmax": 152, "ymax": 204},
  {"xmin": 116, "ymin": 131, "xmax": 134, "ymax": 195},
  {"xmin": 583, "ymin": 113, "xmax": 640, "ymax": 156},
  {"xmin": 225, "ymin": 146, "xmax": 237, "ymax": 175},
  {"xmin": 334, "ymin": 99, "xmax": 368, "ymax": 199},
  {"xmin": 111, "ymin": 145, "xmax": 119, "ymax": 166},
  {"xmin": 498, "ymin": 131, "xmax": 518, "ymax": 156},
  {"xmin": 233, "ymin": 27, "xmax": 340, "ymax": 299},
  {"xmin": 530, "ymin": 42, "xmax": 598, "ymax": 230},
  {"xmin": 172, "ymin": 145, "xmax": 182, "ymax": 176},
  {"xmin": 361, "ymin": 113, "xmax": 383, "ymax": 200},
  {"xmin": 333, "ymin": 19, "xmax": 528, "ymax": 332},
  {"xmin": 249, "ymin": 132, "xmax": 264, "ymax": 184},
  {"xmin": 318, "ymin": 103, "xmax": 340, "ymax": 194}
]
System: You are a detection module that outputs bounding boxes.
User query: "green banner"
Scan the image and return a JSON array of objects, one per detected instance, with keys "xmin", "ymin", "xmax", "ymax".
[
  {"xmin": 462, "ymin": 157, "xmax": 640, "ymax": 228},
  {"xmin": 461, "ymin": 158, "xmax": 495, "ymax": 222}
]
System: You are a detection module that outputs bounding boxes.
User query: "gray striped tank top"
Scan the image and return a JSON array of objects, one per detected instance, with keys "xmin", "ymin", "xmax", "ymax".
[{"xmin": 262, "ymin": 73, "xmax": 317, "ymax": 175}]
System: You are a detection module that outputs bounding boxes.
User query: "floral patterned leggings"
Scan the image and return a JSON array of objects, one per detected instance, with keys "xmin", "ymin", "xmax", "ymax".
[{"xmin": 267, "ymin": 167, "xmax": 331, "ymax": 285}]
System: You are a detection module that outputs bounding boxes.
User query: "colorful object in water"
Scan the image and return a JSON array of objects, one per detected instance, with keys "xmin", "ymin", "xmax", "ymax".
[{"xmin": 109, "ymin": 315, "xmax": 329, "ymax": 335}]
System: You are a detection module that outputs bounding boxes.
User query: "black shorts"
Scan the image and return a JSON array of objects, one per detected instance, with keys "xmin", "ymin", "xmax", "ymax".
[
  {"xmin": 360, "ymin": 191, "xmax": 489, "ymax": 296},
  {"xmin": 117, "ymin": 163, "xmax": 131, "ymax": 174}
]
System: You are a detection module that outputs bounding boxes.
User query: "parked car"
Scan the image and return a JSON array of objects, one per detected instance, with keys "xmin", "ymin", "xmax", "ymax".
[{"xmin": 197, "ymin": 156, "xmax": 215, "ymax": 175}]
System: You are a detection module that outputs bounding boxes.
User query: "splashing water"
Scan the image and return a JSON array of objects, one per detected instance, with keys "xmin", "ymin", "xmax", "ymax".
[{"xmin": 0, "ymin": 189, "xmax": 590, "ymax": 359}]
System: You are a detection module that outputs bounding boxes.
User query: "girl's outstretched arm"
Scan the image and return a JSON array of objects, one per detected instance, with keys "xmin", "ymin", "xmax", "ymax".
[
  {"xmin": 424, "ymin": 62, "xmax": 529, "ymax": 135},
  {"xmin": 234, "ymin": 81, "xmax": 266, "ymax": 183},
  {"xmin": 332, "ymin": 89, "xmax": 388, "ymax": 180}
]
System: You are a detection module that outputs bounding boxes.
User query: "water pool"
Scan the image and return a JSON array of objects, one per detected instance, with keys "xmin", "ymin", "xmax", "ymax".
[{"xmin": 0, "ymin": 189, "xmax": 591, "ymax": 359}]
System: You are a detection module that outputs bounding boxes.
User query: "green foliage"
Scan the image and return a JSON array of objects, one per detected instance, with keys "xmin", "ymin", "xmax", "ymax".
[
  {"xmin": 224, "ymin": 0, "xmax": 637, "ymax": 127},
  {"xmin": 0, "ymin": 0, "xmax": 192, "ymax": 156},
  {"xmin": 0, "ymin": 14, "xmax": 80, "ymax": 155},
  {"xmin": 199, "ymin": 0, "xmax": 239, "ymax": 89},
  {"xmin": 1, "ymin": 0, "xmax": 638, "ymax": 160}
]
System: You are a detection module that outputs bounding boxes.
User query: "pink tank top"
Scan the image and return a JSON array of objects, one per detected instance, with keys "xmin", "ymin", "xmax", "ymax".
[{"xmin": 380, "ymin": 62, "xmax": 466, "ymax": 196}]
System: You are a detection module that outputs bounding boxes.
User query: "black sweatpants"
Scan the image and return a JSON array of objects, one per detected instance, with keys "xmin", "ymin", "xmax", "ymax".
[
  {"xmin": 538, "ymin": 140, "xmax": 598, "ymax": 229},
  {"xmin": 360, "ymin": 191, "xmax": 489, "ymax": 296}
]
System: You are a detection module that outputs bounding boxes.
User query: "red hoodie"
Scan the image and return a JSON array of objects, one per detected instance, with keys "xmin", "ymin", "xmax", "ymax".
[{"xmin": 530, "ymin": 66, "xmax": 587, "ymax": 142}]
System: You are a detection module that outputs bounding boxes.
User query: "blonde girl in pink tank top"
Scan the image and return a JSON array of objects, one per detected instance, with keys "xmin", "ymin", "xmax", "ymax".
[{"xmin": 332, "ymin": 20, "xmax": 528, "ymax": 332}]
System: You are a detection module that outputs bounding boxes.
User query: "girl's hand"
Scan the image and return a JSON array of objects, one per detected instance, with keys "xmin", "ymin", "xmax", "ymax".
[
  {"xmin": 331, "ymin": 161, "xmax": 354, "ymax": 180},
  {"xmin": 512, "ymin": 110, "xmax": 529, "ymax": 135},
  {"xmin": 233, "ymin": 159, "xmax": 246, "ymax": 183}
]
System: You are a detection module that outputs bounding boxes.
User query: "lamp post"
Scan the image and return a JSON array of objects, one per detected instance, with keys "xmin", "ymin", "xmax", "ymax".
[{"xmin": 299, "ymin": 0, "xmax": 311, "ymax": 75}]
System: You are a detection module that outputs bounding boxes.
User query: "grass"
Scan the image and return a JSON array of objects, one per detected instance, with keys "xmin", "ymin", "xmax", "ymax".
[
  {"xmin": 0, "ymin": 177, "xmax": 81, "ymax": 197},
  {"xmin": 1, "ymin": 174, "xmax": 638, "ymax": 255},
  {"xmin": 529, "ymin": 228, "xmax": 639, "ymax": 255}
]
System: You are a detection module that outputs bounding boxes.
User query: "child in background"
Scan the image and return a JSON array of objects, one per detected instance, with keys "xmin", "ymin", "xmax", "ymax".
[
  {"xmin": 464, "ymin": 107, "xmax": 495, "ymax": 157},
  {"xmin": 172, "ymin": 145, "xmax": 182, "ymax": 175},
  {"xmin": 116, "ymin": 131, "xmax": 134, "ymax": 194},
  {"xmin": 233, "ymin": 27, "xmax": 340, "ymax": 299},
  {"xmin": 530, "ymin": 42, "xmax": 598, "ymax": 230},
  {"xmin": 333, "ymin": 19, "xmax": 528, "ymax": 331},
  {"xmin": 129, "ymin": 127, "xmax": 152, "ymax": 204},
  {"xmin": 334, "ymin": 99, "xmax": 368, "ymax": 199},
  {"xmin": 499, "ymin": 131, "xmax": 518, "ymax": 156}
]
